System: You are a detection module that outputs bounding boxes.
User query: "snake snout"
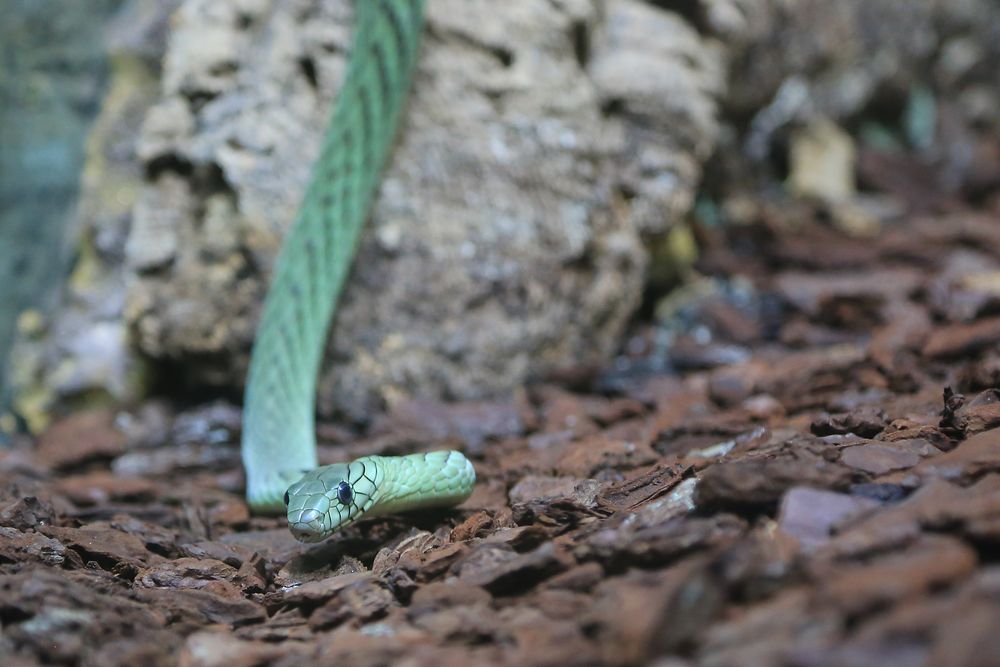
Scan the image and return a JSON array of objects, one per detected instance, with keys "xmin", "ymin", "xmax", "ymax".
[{"xmin": 289, "ymin": 507, "xmax": 325, "ymax": 542}]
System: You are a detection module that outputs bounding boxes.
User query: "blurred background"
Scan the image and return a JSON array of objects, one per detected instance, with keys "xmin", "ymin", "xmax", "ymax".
[{"xmin": 3, "ymin": 0, "xmax": 1000, "ymax": 433}]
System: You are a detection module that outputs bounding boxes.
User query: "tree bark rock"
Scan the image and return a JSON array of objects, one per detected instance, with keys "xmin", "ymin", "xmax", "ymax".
[{"xmin": 113, "ymin": 0, "xmax": 722, "ymax": 420}]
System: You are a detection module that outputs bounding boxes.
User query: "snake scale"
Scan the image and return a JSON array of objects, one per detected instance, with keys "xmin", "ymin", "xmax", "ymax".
[{"xmin": 241, "ymin": 0, "xmax": 475, "ymax": 541}]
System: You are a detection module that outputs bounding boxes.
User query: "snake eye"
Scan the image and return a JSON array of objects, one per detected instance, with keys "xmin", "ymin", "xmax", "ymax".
[
  {"xmin": 283, "ymin": 491, "xmax": 290, "ymax": 507},
  {"xmin": 336, "ymin": 481, "xmax": 353, "ymax": 505}
]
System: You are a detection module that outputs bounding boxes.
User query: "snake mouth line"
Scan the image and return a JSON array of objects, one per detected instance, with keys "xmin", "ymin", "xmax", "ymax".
[{"xmin": 289, "ymin": 508, "xmax": 327, "ymax": 542}]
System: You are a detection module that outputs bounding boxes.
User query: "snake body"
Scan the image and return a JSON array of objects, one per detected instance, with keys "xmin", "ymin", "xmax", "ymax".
[{"xmin": 241, "ymin": 0, "xmax": 475, "ymax": 539}]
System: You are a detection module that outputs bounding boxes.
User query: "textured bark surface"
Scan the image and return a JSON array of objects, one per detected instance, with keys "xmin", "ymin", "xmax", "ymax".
[
  {"xmin": 725, "ymin": 0, "xmax": 1000, "ymax": 163},
  {"xmin": 120, "ymin": 0, "xmax": 723, "ymax": 420},
  {"xmin": 5, "ymin": 181, "xmax": 1000, "ymax": 666},
  {"xmin": 11, "ymin": 0, "xmax": 1000, "ymax": 425},
  {"xmin": 13, "ymin": 0, "xmax": 725, "ymax": 423}
]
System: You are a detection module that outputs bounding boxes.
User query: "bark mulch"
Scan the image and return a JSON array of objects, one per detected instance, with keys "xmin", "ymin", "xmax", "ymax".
[{"xmin": 4, "ymin": 165, "xmax": 1000, "ymax": 666}]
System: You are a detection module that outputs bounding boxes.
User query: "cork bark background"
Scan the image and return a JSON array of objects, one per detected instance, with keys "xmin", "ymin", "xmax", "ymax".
[{"xmin": 10, "ymin": 0, "xmax": 1000, "ymax": 426}]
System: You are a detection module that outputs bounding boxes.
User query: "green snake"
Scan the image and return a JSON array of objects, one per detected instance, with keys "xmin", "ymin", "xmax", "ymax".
[{"xmin": 241, "ymin": 0, "xmax": 475, "ymax": 541}]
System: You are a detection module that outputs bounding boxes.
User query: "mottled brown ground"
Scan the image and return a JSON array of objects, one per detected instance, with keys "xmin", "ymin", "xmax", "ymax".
[{"xmin": 5, "ymin": 149, "xmax": 1000, "ymax": 666}]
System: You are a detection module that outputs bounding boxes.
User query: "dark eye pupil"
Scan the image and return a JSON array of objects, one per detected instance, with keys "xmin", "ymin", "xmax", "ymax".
[
  {"xmin": 283, "ymin": 491, "xmax": 290, "ymax": 506},
  {"xmin": 337, "ymin": 481, "xmax": 353, "ymax": 505}
]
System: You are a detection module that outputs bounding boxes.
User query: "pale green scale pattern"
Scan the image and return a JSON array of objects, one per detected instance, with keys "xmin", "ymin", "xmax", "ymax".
[
  {"xmin": 286, "ymin": 452, "xmax": 476, "ymax": 542},
  {"xmin": 240, "ymin": 0, "xmax": 476, "ymax": 541}
]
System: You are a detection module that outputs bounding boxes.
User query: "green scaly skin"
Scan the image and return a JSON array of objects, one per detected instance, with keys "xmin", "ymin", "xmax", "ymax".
[
  {"xmin": 241, "ymin": 0, "xmax": 475, "ymax": 540},
  {"xmin": 286, "ymin": 451, "xmax": 476, "ymax": 542}
]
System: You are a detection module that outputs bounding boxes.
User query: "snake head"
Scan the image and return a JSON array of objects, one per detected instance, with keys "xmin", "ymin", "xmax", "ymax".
[{"xmin": 284, "ymin": 463, "xmax": 368, "ymax": 542}]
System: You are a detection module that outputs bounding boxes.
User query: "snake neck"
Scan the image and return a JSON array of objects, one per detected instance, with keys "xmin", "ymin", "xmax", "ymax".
[{"xmin": 366, "ymin": 451, "xmax": 476, "ymax": 517}]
